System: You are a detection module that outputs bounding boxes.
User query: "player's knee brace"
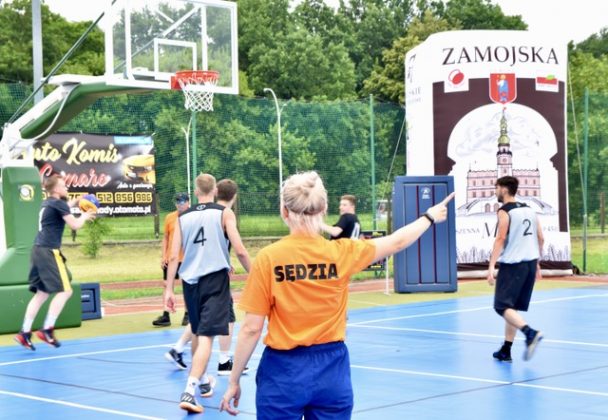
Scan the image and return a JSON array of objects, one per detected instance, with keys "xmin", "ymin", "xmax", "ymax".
[{"xmin": 494, "ymin": 307, "xmax": 506, "ymax": 317}]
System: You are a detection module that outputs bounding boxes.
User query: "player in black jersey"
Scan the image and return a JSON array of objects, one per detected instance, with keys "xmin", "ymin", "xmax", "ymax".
[{"xmin": 14, "ymin": 174, "xmax": 95, "ymax": 350}]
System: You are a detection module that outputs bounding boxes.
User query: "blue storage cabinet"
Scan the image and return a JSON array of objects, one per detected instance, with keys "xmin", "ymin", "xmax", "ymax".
[
  {"xmin": 81, "ymin": 282, "xmax": 102, "ymax": 320},
  {"xmin": 393, "ymin": 176, "xmax": 457, "ymax": 293}
]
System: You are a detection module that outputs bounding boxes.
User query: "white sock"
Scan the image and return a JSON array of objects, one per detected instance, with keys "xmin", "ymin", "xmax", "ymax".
[
  {"xmin": 185, "ymin": 376, "xmax": 199, "ymax": 395},
  {"xmin": 219, "ymin": 352, "xmax": 231, "ymax": 364},
  {"xmin": 44, "ymin": 315, "xmax": 57, "ymax": 330},
  {"xmin": 174, "ymin": 336, "xmax": 189, "ymax": 353},
  {"xmin": 200, "ymin": 374, "xmax": 210, "ymax": 385},
  {"xmin": 22, "ymin": 317, "xmax": 34, "ymax": 333}
]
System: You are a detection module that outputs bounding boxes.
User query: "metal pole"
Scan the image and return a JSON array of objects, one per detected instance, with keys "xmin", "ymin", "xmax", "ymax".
[
  {"xmin": 263, "ymin": 88, "xmax": 283, "ymax": 192},
  {"xmin": 182, "ymin": 116, "xmax": 192, "ymax": 200},
  {"xmin": 600, "ymin": 191, "xmax": 606, "ymax": 234},
  {"xmin": 32, "ymin": 0, "xmax": 44, "ymax": 104},
  {"xmin": 582, "ymin": 88, "xmax": 589, "ymax": 273},
  {"xmin": 192, "ymin": 110, "xmax": 198, "ymax": 192},
  {"xmin": 370, "ymin": 94, "xmax": 377, "ymax": 230}
]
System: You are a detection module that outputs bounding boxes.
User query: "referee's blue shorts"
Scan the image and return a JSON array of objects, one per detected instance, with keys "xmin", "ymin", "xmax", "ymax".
[{"xmin": 256, "ymin": 341, "xmax": 353, "ymax": 420}]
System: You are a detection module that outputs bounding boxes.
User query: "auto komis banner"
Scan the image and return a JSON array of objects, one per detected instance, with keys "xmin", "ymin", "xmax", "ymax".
[
  {"xmin": 405, "ymin": 30, "xmax": 571, "ymax": 275},
  {"xmin": 34, "ymin": 133, "xmax": 157, "ymax": 217}
]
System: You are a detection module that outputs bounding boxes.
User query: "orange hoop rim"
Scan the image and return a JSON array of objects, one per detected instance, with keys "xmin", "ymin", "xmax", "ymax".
[{"xmin": 172, "ymin": 70, "xmax": 220, "ymax": 90}]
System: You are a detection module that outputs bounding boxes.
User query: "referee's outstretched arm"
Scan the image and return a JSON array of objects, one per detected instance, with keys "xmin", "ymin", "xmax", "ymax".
[{"xmin": 372, "ymin": 192, "xmax": 454, "ymax": 262}]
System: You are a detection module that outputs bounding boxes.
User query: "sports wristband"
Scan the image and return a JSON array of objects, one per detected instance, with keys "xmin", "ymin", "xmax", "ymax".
[{"xmin": 422, "ymin": 211, "xmax": 435, "ymax": 225}]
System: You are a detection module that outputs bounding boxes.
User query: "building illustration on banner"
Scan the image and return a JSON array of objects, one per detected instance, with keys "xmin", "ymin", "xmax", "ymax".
[
  {"xmin": 447, "ymin": 73, "xmax": 564, "ymax": 264},
  {"xmin": 452, "ymin": 72, "xmax": 556, "ymax": 218}
]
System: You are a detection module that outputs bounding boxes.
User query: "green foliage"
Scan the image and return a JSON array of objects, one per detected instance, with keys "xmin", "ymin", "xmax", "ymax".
[
  {"xmin": 0, "ymin": 0, "xmax": 104, "ymax": 83},
  {"xmin": 363, "ymin": 10, "xmax": 455, "ymax": 102},
  {"xmin": 248, "ymin": 28, "xmax": 356, "ymax": 99},
  {"xmin": 572, "ymin": 27, "xmax": 608, "ymax": 59},
  {"xmin": 81, "ymin": 218, "xmax": 111, "ymax": 258},
  {"xmin": 431, "ymin": 0, "xmax": 527, "ymax": 30}
]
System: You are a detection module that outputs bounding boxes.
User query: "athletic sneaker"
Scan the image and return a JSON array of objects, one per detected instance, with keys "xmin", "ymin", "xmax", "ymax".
[
  {"xmin": 165, "ymin": 348, "xmax": 188, "ymax": 370},
  {"xmin": 179, "ymin": 392, "xmax": 203, "ymax": 414},
  {"xmin": 14, "ymin": 331, "xmax": 35, "ymax": 351},
  {"xmin": 198, "ymin": 375, "xmax": 216, "ymax": 398},
  {"xmin": 492, "ymin": 347, "xmax": 512, "ymax": 362},
  {"xmin": 218, "ymin": 359, "xmax": 250, "ymax": 376},
  {"xmin": 181, "ymin": 312, "xmax": 189, "ymax": 326},
  {"xmin": 523, "ymin": 329, "xmax": 543, "ymax": 361},
  {"xmin": 152, "ymin": 312, "xmax": 171, "ymax": 327},
  {"xmin": 35, "ymin": 328, "xmax": 61, "ymax": 348}
]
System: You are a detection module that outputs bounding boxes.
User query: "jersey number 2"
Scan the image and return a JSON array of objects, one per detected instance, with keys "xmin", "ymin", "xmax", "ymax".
[
  {"xmin": 194, "ymin": 227, "xmax": 206, "ymax": 246},
  {"xmin": 523, "ymin": 219, "xmax": 533, "ymax": 236}
]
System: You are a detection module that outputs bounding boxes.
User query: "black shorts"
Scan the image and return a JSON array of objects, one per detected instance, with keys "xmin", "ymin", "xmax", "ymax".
[
  {"xmin": 28, "ymin": 246, "xmax": 72, "ymax": 294},
  {"xmin": 182, "ymin": 269, "xmax": 231, "ymax": 336},
  {"xmin": 162, "ymin": 262, "xmax": 181, "ymax": 281},
  {"xmin": 494, "ymin": 260, "xmax": 538, "ymax": 313}
]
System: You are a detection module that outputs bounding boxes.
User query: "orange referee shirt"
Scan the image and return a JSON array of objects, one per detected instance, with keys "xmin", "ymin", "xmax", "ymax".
[
  {"xmin": 239, "ymin": 233, "xmax": 376, "ymax": 350},
  {"xmin": 164, "ymin": 211, "xmax": 184, "ymax": 262}
]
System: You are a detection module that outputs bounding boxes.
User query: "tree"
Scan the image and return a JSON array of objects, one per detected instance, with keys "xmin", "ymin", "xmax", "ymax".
[
  {"xmin": 338, "ymin": 0, "xmax": 416, "ymax": 91},
  {"xmin": 363, "ymin": 10, "xmax": 454, "ymax": 102},
  {"xmin": 236, "ymin": 0, "xmax": 292, "ymax": 70},
  {"xmin": 573, "ymin": 27, "xmax": 608, "ymax": 59},
  {"xmin": 432, "ymin": 0, "xmax": 527, "ymax": 30},
  {"xmin": 248, "ymin": 28, "xmax": 356, "ymax": 99},
  {"xmin": 0, "ymin": 0, "xmax": 104, "ymax": 83}
]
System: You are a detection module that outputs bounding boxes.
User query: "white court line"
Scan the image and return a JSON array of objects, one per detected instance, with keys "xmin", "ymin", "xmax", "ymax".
[
  {"xmin": 349, "ymin": 306, "xmax": 492, "ymax": 325},
  {"xmin": 0, "ymin": 344, "xmax": 170, "ymax": 367},
  {"xmin": 351, "ymin": 365, "xmax": 608, "ymax": 398},
  {"xmin": 348, "ymin": 325, "xmax": 608, "ymax": 348},
  {"xmin": 0, "ymin": 390, "xmax": 164, "ymax": 419},
  {"xmin": 515, "ymin": 383, "xmax": 608, "ymax": 398},
  {"xmin": 351, "ymin": 364, "xmax": 508, "ymax": 385},
  {"xmin": 349, "ymin": 292, "xmax": 608, "ymax": 326}
]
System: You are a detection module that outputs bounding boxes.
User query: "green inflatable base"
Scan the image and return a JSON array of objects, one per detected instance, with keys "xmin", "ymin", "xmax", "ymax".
[{"xmin": 0, "ymin": 283, "xmax": 82, "ymax": 334}]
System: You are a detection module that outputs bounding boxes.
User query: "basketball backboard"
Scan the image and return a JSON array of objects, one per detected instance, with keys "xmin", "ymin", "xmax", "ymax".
[{"xmin": 105, "ymin": 0, "xmax": 238, "ymax": 94}]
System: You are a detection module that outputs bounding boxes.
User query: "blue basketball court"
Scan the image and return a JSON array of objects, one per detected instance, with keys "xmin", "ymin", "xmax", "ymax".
[{"xmin": 1, "ymin": 285, "xmax": 607, "ymax": 419}]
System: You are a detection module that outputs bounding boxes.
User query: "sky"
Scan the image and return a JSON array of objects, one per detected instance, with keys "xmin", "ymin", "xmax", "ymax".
[{"xmin": 42, "ymin": 0, "xmax": 607, "ymax": 45}]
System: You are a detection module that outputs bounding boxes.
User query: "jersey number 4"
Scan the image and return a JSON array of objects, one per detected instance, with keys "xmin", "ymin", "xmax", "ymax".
[{"xmin": 194, "ymin": 227, "xmax": 207, "ymax": 246}]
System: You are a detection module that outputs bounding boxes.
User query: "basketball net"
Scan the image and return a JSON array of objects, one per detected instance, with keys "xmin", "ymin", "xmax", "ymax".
[{"xmin": 174, "ymin": 70, "xmax": 220, "ymax": 112}]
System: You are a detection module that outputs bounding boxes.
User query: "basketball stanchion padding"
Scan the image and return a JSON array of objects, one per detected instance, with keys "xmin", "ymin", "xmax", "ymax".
[
  {"xmin": 170, "ymin": 70, "xmax": 220, "ymax": 112},
  {"xmin": 79, "ymin": 194, "xmax": 100, "ymax": 212}
]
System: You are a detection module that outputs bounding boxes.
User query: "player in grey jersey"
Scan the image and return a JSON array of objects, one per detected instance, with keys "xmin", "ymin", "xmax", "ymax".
[
  {"xmin": 487, "ymin": 176, "xmax": 544, "ymax": 362},
  {"xmin": 165, "ymin": 173, "xmax": 251, "ymax": 414}
]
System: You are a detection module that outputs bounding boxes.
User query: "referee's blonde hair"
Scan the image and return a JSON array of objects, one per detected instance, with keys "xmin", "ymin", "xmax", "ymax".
[{"xmin": 281, "ymin": 171, "xmax": 327, "ymax": 235}]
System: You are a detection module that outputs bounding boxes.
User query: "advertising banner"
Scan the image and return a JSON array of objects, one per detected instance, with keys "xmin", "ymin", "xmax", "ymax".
[
  {"xmin": 34, "ymin": 133, "xmax": 157, "ymax": 217},
  {"xmin": 405, "ymin": 30, "xmax": 571, "ymax": 274}
]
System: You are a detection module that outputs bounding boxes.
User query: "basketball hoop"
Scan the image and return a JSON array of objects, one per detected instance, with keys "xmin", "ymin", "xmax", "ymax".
[{"xmin": 171, "ymin": 70, "xmax": 220, "ymax": 112}]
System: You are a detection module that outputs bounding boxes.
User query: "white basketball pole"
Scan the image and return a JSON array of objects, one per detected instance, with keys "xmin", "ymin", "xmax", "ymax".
[{"xmin": 264, "ymin": 88, "xmax": 283, "ymax": 193}]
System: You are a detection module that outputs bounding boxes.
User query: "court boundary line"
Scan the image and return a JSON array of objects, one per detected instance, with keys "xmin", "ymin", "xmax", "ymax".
[
  {"xmin": 349, "ymin": 292, "xmax": 608, "ymax": 325},
  {"xmin": 351, "ymin": 364, "xmax": 608, "ymax": 398},
  {"xmin": 0, "ymin": 344, "xmax": 171, "ymax": 367},
  {"xmin": 348, "ymin": 325, "xmax": 608, "ymax": 348},
  {"xmin": 0, "ymin": 389, "xmax": 164, "ymax": 419}
]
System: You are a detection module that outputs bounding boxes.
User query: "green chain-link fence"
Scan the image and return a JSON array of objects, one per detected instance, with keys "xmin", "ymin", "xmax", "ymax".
[
  {"xmin": 3, "ymin": 84, "xmax": 605, "ymax": 238},
  {"xmin": 568, "ymin": 91, "xmax": 608, "ymax": 234},
  {"xmin": 0, "ymin": 83, "xmax": 405, "ymax": 237}
]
